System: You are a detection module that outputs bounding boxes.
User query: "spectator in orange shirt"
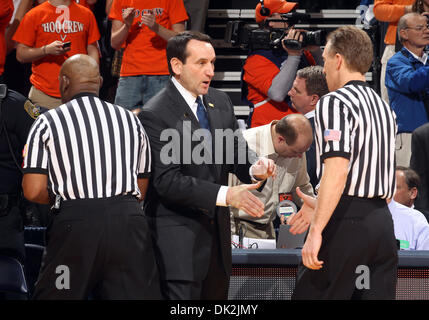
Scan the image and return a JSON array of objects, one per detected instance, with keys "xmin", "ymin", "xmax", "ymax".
[
  {"xmin": 6, "ymin": 1, "xmax": 97, "ymax": 56},
  {"xmin": 373, "ymin": 0, "xmax": 414, "ymax": 104},
  {"xmin": 109, "ymin": 0, "xmax": 188, "ymax": 111},
  {"xmin": 0, "ymin": 0, "xmax": 14, "ymax": 84},
  {"xmin": 6, "ymin": 0, "xmax": 34, "ymax": 56},
  {"xmin": 13, "ymin": 0, "xmax": 100, "ymax": 109}
]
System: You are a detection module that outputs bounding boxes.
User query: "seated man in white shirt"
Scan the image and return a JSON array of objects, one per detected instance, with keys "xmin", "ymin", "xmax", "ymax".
[
  {"xmin": 388, "ymin": 199, "xmax": 429, "ymax": 250},
  {"xmin": 230, "ymin": 113, "xmax": 315, "ymax": 240},
  {"xmin": 395, "ymin": 166, "xmax": 429, "ymax": 222}
]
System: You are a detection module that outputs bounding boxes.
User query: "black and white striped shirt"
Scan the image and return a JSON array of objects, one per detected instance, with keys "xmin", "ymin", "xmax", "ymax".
[
  {"xmin": 23, "ymin": 93, "xmax": 151, "ymax": 200},
  {"xmin": 315, "ymin": 81, "xmax": 397, "ymax": 199}
]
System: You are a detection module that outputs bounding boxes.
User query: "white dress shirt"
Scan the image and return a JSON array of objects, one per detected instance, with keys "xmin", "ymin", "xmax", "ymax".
[
  {"xmin": 304, "ymin": 110, "xmax": 315, "ymax": 120},
  {"xmin": 171, "ymin": 77, "xmax": 229, "ymax": 206},
  {"xmin": 404, "ymin": 46, "xmax": 428, "ymax": 65},
  {"xmin": 388, "ymin": 200, "xmax": 429, "ymax": 250}
]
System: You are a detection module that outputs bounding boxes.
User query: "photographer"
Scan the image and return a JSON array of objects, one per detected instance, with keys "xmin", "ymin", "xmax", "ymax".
[{"xmin": 242, "ymin": 0, "xmax": 323, "ymax": 128}]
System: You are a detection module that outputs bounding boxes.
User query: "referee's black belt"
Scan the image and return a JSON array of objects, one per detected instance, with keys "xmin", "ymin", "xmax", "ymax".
[
  {"xmin": 60, "ymin": 194, "xmax": 138, "ymax": 208},
  {"xmin": 341, "ymin": 195, "xmax": 385, "ymax": 202}
]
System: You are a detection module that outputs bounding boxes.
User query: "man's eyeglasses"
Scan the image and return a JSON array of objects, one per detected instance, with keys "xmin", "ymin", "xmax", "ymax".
[{"xmin": 405, "ymin": 24, "xmax": 429, "ymax": 32}]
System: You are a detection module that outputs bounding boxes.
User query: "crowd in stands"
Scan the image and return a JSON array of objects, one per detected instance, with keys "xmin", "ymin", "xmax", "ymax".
[{"xmin": 0, "ymin": 0, "xmax": 207, "ymax": 102}]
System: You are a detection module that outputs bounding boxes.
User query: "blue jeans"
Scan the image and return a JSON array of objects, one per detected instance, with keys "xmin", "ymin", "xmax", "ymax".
[{"xmin": 115, "ymin": 75, "xmax": 169, "ymax": 110}]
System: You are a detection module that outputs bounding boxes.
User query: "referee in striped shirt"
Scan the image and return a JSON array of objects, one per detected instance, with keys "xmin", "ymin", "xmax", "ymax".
[
  {"xmin": 22, "ymin": 55, "xmax": 160, "ymax": 299},
  {"xmin": 291, "ymin": 26, "xmax": 398, "ymax": 299}
]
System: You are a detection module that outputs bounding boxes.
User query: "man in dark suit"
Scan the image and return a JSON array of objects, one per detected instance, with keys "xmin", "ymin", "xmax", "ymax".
[
  {"xmin": 287, "ymin": 66, "xmax": 329, "ymax": 189},
  {"xmin": 411, "ymin": 123, "xmax": 429, "ymax": 213},
  {"xmin": 138, "ymin": 31, "xmax": 276, "ymax": 300}
]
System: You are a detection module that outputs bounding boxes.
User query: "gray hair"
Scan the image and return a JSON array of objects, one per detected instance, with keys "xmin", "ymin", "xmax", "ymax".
[{"xmin": 397, "ymin": 12, "xmax": 422, "ymax": 43}]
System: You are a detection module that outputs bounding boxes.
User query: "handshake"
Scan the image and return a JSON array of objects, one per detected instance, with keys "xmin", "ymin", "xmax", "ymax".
[
  {"xmin": 226, "ymin": 157, "xmax": 276, "ymax": 218},
  {"xmin": 226, "ymin": 158, "xmax": 316, "ymax": 236}
]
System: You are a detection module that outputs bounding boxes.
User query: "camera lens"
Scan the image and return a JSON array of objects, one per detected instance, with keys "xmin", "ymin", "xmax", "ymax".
[{"xmin": 303, "ymin": 30, "xmax": 326, "ymax": 47}]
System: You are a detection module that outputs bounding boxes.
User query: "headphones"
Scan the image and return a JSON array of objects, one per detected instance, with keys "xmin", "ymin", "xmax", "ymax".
[{"xmin": 259, "ymin": 0, "xmax": 271, "ymax": 17}]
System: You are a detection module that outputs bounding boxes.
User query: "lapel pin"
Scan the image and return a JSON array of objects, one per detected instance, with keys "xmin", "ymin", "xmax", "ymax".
[{"xmin": 208, "ymin": 103, "xmax": 214, "ymax": 108}]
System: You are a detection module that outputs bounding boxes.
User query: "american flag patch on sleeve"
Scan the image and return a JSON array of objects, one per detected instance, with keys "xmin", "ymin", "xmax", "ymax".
[{"xmin": 324, "ymin": 129, "xmax": 341, "ymax": 142}]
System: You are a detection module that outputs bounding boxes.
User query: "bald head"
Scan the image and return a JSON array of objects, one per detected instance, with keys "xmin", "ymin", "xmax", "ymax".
[
  {"xmin": 60, "ymin": 54, "xmax": 99, "ymax": 81},
  {"xmin": 276, "ymin": 113, "xmax": 313, "ymax": 145},
  {"xmin": 59, "ymin": 54, "xmax": 101, "ymax": 103},
  {"xmin": 272, "ymin": 113, "xmax": 313, "ymax": 158}
]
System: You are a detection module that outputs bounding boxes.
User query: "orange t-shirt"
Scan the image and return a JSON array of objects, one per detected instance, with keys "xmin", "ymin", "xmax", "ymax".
[
  {"xmin": 0, "ymin": 0, "xmax": 14, "ymax": 76},
  {"xmin": 373, "ymin": 0, "xmax": 414, "ymax": 45},
  {"xmin": 109, "ymin": 0, "xmax": 188, "ymax": 76},
  {"xmin": 13, "ymin": 1, "xmax": 100, "ymax": 97}
]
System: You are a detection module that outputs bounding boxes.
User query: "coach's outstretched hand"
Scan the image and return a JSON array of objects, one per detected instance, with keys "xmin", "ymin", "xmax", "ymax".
[{"xmin": 226, "ymin": 182, "xmax": 265, "ymax": 218}]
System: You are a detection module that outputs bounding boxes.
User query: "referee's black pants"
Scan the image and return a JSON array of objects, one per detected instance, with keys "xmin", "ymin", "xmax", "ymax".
[
  {"xmin": 292, "ymin": 195, "xmax": 398, "ymax": 300},
  {"xmin": 33, "ymin": 195, "xmax": 161, "ymax": 300}
]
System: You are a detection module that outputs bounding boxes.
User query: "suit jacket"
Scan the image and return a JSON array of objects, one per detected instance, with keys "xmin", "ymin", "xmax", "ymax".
[
  {"xmin": 410, "ymin": 123, "xmax": 429, "ymax": 212},
  {"xmin": 138, "ymin": 80, "xmax": 255, "ymax": 282},
  {"xmin": 305, "ymin": 116, "xmax": 318, "ymax": 189}
]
